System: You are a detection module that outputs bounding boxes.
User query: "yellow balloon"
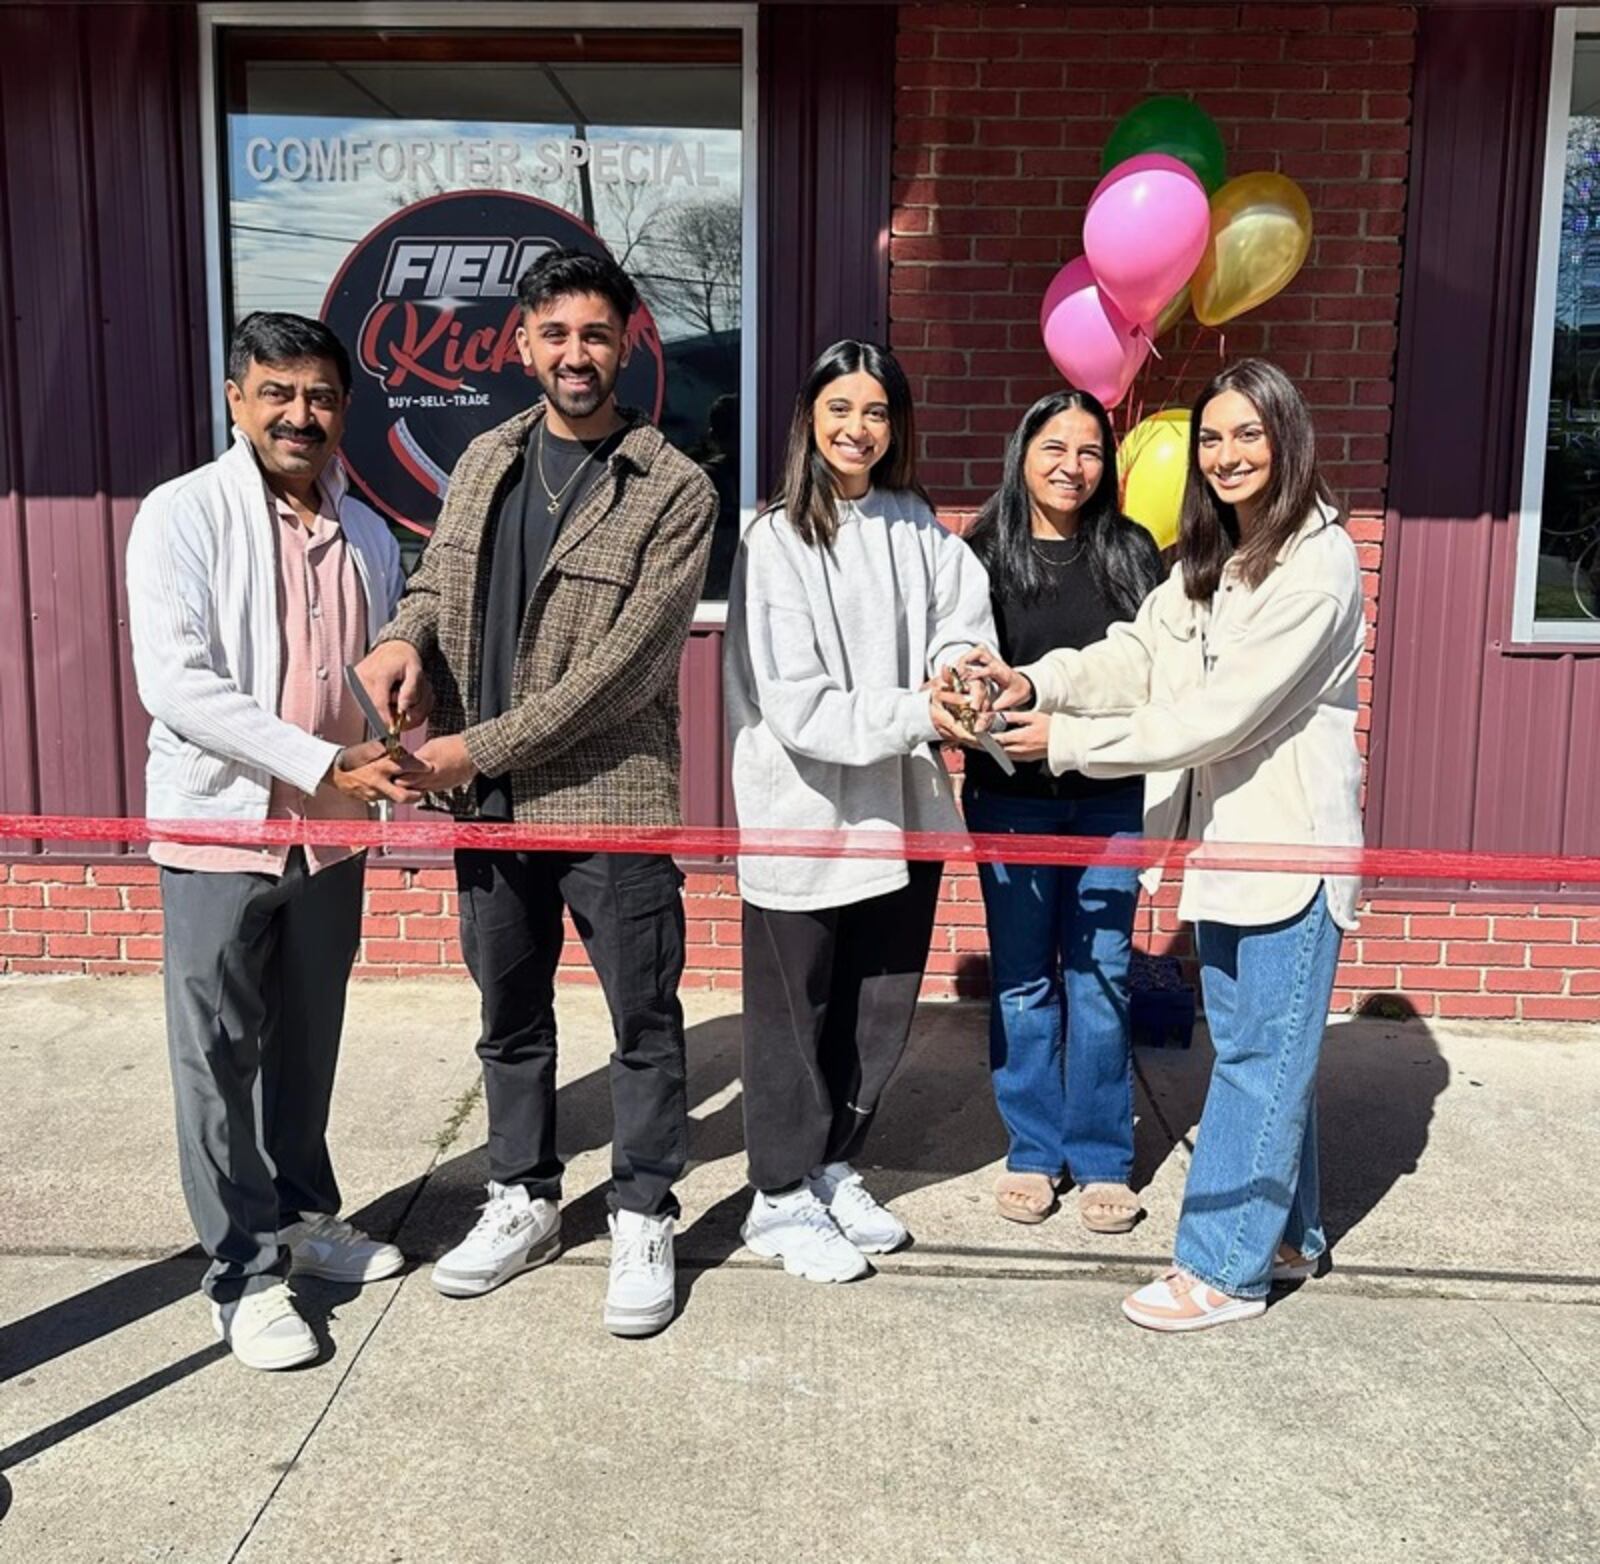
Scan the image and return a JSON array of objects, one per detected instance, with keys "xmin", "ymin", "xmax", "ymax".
[
  {"xmin": 1191, "ymin": 171, "xmax": 1313, "ymax": 327},
  {"xmin": 1118, "ymin": 410, "xmax": 1189, "ymax": 550},
  {"xmin": 1152, "ymin": 282, "xmax": 1191, "ymax": 339}
]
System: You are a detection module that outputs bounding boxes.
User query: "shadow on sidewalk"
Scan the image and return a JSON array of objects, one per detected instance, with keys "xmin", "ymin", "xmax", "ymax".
[
  {"xmin": 0, "ymin": 1262, "xmax": 366, "ymax": 1478},
  {"xmin": 392, "ymin": 1012, "xmax": 749, "ymax": 1269},
  {"xmin": 1133, "ymin": 996, "xmax": 1450, "ymax": 1263},
  {"xmin": 387, "ymin": 1002, "xmax": 1018, "ymax": 1310},
  {"xmin": 0, "ymin": 995, "xmax": 1451, "ymax": 1488}
]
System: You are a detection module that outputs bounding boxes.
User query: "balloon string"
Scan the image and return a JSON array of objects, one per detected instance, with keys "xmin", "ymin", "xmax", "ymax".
[
  {"xmin": 1168, "ymin": 332, "xmax": 1203, "ymax": 410},
  {"xmin": 1129, "ymin": 326, "xmax": 1202, "ymax": 435}
]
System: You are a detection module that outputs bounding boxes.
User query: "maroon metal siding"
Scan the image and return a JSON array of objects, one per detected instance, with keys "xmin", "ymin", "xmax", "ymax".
[
  {"xmin": 1368, "ymin": 4, "xmax": 1600, "ymax": 894},
  {"xmin": 0, "ymin": 2, "xmax": 209, "ymax": 856},
  {"xmin": 0, "ymin": 4, "xmax": 896, "ymax": 848},
  {"xmin": 677, "ymin": 625, "xmax": 736, "ymax": 831},
  {"xmin": 678, "ymin": 3, "xmax": 896, "ymax": 830},
  {"xmin": 756, "ymin": 2, "xmax": 895, "ymax": 490}
]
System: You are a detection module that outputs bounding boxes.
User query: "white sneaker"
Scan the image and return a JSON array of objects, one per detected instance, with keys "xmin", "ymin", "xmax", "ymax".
[
  {"xmin": 1121, "ymin": 1269, "xmax": 1267, "ymax": 1333},
  {"xmin": 604, "ymin": 1210, "xmax": 676, "ymax": 1338},
  {"xmin": 211, "ymin": 1281, "xmax": 318, "ymax": 1371},
  {"xmin": 741, "ymin": 1188, "xmax": 870, "ymax": 1283},
  {"xmin": 282, "ymin": 1213, "xmax": 405, "ymax": 1285},
  {"xmin": 808, "ymin": 1162, "xmax": 909, "ymax": 1254},
  {"xmin": 432, "ymin": 1181, "xmax": 560, "ymax": 1298}
]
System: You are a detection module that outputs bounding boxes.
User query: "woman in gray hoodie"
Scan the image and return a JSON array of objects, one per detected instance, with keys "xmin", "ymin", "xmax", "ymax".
[{"xmin": 724, "ymin": 340, "xmax": 996, "ymax": 1284}]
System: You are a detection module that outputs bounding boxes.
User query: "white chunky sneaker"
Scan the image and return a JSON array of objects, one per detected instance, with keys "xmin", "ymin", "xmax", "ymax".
[
  {"xmin": 808, "ymin": 1162, "xmax": 909, "ymax": 1254},
  {"xmin": 211, "ymin": 1281, "xmax": 318, "ymax": 1371},
  {"xmin": 603, "ymin": 1210, "xmax": 676, "ymax": 1338},
  {"xmin": 741, "ymin": 1188, "xmax": 870, "ymax": 1283},
  {"xmin": 282, "ymin": 1213, "xmax": 405, "ymax": 1285},
  {"xmin": 432, "ymin": 1181, "xmax": 560, "ymax": 1298}
]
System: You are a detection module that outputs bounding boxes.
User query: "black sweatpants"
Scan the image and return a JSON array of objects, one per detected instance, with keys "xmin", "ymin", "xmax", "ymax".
[
  {"xmin": 740, "ymin": 862, "xmax": 943, "ymax": 1194},
  {"xmin": 455, "ymin": 849, "xmax": 688, "ymax": 1218}
]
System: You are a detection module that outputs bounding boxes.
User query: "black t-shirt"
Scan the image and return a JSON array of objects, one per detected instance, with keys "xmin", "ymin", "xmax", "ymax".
[
  {"xmin": 967, "ymin": 536, "xmax": 1147, "ymax": 801},
  {"xmin": 475, "ymin": 424, "xmax": 618, "ymax": 819}
]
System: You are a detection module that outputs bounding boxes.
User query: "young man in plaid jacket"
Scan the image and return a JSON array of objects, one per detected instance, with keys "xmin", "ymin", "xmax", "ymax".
[{"xmin": 358, "ymin": 249, "xmax": 717, "ymax": 1336}]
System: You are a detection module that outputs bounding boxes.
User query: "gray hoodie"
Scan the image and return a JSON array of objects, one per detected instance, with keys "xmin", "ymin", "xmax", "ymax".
[{"xmin": 724, "ymin": 488, "xmax": 996, "ymax": 911}]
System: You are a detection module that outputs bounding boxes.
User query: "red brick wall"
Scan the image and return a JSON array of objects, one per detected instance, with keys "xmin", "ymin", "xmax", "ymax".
[
  {"xmin": 892, "ymin": 3, "xmax": 1411, "ymax": 512},
  {"xmin": 2, "ymin": 4, "xmax": 1595, "ymax": 1022},
  {"xmin": 0, "ymin": 861, "xmax": 995, "ymax": 1000},
  {"xmin": 5, "ymin": 861, "xmax": 1598, "ymax": 1022},
  {"xmin": 889, "ymin": 1, "xmax": 1416, "ymax": 984}
]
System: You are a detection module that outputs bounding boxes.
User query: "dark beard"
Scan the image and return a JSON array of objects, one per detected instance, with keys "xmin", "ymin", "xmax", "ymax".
[{"xmin": 540, "ymin": 366, "xmax": 615, "ymax": 421}]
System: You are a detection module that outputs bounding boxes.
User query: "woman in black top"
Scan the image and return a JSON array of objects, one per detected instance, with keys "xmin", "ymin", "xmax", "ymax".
[{"xmin": 965, "ymin": 389, "xmax": 1163, "ymax": 1232}]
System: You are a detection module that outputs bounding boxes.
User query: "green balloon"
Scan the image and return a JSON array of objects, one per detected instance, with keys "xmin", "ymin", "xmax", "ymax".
[{"xmin": 1101, "ymin": 96, "xmax": 1227, "ymax": 194}]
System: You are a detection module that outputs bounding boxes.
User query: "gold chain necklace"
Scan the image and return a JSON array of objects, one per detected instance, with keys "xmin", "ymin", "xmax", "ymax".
[
  {"xmin": 535, "ymin": 421, "xmax": 614, "ymax": 516},
  {"xmin": 1031, "ymin": 535, "xmax": 1085, "ymax": 567}
]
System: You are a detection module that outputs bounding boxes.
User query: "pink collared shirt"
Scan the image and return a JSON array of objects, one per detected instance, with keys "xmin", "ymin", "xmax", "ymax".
[{"xmin": 153, "ymin": 479, "xmax": 371, "ymax": 876}]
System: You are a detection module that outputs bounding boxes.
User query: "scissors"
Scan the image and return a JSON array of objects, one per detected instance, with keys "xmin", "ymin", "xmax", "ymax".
[
  {"xmin": 942, "ymin": 667, "xmax": 1016, "ymax": 776},
  {"xmin": 342, "ymin": 664, "xmax": 405, "ymax": 821}
]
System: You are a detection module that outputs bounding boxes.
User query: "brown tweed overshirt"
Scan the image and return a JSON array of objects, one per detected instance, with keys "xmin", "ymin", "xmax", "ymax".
[{"xmin": 377, "ymin": 402, "xmax": 716, "ymax": 825}]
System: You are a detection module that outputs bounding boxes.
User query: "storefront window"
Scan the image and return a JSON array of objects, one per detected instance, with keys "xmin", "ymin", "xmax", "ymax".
[
  {"xmin": 1522, "ymin": 24, "xmax": 1600, "ymax": 639},
  {"xmin": 219, "ymin": 27, "xmax": 746, "ymax": 596}
]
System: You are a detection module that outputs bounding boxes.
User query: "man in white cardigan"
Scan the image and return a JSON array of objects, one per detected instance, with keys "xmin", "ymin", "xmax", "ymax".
[{"xmin": 126, "ymin": 313, "xmax": 420, "ymax": 1371}]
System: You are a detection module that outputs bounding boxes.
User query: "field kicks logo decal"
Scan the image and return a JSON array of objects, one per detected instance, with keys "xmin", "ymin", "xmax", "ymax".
[{"xmin": 321, "ymin": 191, "xmax": 665, "ymax": 537}]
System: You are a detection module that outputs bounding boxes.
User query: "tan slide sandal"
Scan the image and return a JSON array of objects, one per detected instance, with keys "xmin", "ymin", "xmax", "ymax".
[
  {"xmin": 994, "ymin": 1172, "xmax": 1057, "ymax": 1225},
  {"xmin": 1079, "ymin": 1182, "xmax": 1142, "ymax": 1234}
]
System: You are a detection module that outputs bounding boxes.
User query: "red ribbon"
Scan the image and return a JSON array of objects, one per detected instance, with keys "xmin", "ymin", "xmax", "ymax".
[{"xmin": 3, "ymin": 814, "xmax": 1598, "ymax": 885}]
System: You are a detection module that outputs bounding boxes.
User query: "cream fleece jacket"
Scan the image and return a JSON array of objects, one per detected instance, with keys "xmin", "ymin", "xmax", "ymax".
[{"xmin": 1021, "ymin": 505, "xmax": 1365, "ymax": 930}]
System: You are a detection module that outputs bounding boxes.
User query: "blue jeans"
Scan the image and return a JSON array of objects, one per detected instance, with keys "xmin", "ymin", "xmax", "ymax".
[
  {"xmin": 966, "ymin": 784, "xmax": 1143, "ymax": 1185},
  {"xmin": 1175, "ymin": 887, "xmax": 1343, "ymax": 1299}
]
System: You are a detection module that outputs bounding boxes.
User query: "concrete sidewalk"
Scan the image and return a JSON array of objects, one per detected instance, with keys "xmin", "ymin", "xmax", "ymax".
[{"xmin": 0, "ymin": 975, "xmax": 1595, "ymax": 1563}]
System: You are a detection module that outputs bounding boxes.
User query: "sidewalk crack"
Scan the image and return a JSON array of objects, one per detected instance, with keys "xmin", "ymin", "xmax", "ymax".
[
  {"xmin": 1479, "ymin": 1302, "xmax": 1595, "ymax": 1437},
  {"xmin": 432, "ymin": 1074, "xmax": 485, "ymax": 1156},
  {"xmin": 225, "ymin": 1080, "xmax": 478, "ymax": 1561}
]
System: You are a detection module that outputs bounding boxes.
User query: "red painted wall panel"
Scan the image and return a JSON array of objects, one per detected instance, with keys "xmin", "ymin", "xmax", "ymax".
[
  {"xmin": 678, "ymin": 625, "xmax": 735, "ymax": 833},
  {"xmin": 84, "ymin": 2, "xmax": 212, "ymax": 827},
  {"xmin": 0, "ymin": 3, "xmax": 208, "ymax": 855},
  {"xmin": 758, "ymin": 2, "xmax": 895, "ymax": 490},
  {"xmin": 1370, "ymin": 5, "xmax": 1599, "ymax": 892}
]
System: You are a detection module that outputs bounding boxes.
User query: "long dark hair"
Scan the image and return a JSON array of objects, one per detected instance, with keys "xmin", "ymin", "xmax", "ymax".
[
  {"xmin": 1179, "ymin": 358, "xmax": 1339, "ymax": 601},
  {"xmin": 968, "ymin": 389, "xmax": 1162, "ymax": 621},
  {"xmin": 768, "ymin": 340, "xmax": 929, "ymax": 549}
]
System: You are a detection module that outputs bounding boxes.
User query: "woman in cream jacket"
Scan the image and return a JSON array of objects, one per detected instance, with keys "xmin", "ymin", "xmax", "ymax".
[{"xmin": 963, "ymin": 359, "xmax": 1364, "ymax": 1332}]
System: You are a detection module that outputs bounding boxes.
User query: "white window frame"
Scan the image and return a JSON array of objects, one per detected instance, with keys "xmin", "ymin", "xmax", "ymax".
[
  {"xmin": 198, "ymin": 1, "xmax": 758, "ymax": 623},
  {"xmin": 1514, "ymin": 6, "xmax": 1600, "ymax": 645}
]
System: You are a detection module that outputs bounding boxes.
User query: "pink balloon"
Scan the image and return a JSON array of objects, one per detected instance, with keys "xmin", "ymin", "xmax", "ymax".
[
  {"xmin": 1083, "ymin": 152, "xmax": 1210, "ymax": 327},
  {"xmin": 1039, "ymin": 255, "xmax": 1150, "ymax": 409}
]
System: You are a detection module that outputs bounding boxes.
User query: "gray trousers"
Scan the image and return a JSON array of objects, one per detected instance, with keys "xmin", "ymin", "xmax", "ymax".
[{"xmin": 159, "ymin": 849, "xmax": 364, "ymax": 1301}]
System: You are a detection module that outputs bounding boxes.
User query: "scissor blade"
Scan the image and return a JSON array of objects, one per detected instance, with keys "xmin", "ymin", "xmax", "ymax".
[
  {"xmin": 974, "ymin": 729, "xmax": 1016, "ymax": 777},
  {"xmin": 343, "ymin": 663, "xmax": 393, "ymax": 741}
]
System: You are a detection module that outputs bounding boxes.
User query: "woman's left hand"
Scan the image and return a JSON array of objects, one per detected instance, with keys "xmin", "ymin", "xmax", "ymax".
[{"xmin": 995, "ymin": 710, "xmax": 1053, "ymax": 763}]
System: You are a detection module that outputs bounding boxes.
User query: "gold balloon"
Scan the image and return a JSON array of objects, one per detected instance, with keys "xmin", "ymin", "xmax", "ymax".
[
  {"xmin": 1118, "ymin": 409, "xmax": 1189, "ymax": 551},
  {"xmin": 1152, "ymin": 283, "xmax": 1192, "ymax": 339},
  {"xmin": 1191, "ymin": 171, "xmax": 1313, "ymax": 327}
]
